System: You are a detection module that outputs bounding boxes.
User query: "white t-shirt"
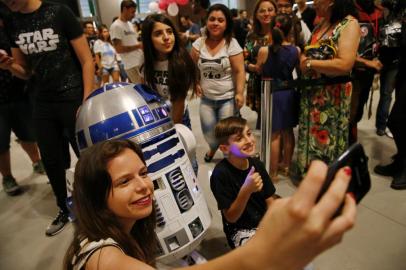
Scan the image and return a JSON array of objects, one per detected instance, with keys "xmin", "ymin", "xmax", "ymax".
[
  {"xmin": 192, "ymin": 37, "xmax": 242, "ymax": 100},
  {"xmin": 93, "ymin": 39, "xmax": 118, "ymax": 69},
  {"xmin": 109, "ymin": 19, "xmax": 143, "ymax": 69}
]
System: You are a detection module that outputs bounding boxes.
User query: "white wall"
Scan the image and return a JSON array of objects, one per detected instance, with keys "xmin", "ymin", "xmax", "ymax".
[{"xmin": 97, "ymin": 0, "xmax": 121, "ymax": 27}]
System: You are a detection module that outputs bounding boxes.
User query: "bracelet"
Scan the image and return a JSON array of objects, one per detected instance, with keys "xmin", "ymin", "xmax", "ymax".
[{"xmin": 305, "ymin": 59, "xmax": 312, "ymax": 71}]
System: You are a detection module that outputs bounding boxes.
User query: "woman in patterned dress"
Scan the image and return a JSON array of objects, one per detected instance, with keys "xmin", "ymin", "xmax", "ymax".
[
  {"xmin": 292, "ymin": 0, "xmax": 360, "ymax": 181},
  {"xmin": 244, "ymin": 0, "xmax": 277, "ymax": 128}
]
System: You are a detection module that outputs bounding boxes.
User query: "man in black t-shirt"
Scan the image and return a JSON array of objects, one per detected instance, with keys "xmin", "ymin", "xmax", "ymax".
[
  {"xmin": 0, "ymin": 0, "xmax": 94, "ymax": 236},
  {"xmin": 210, "ymin": 117, "xmax": 276, "ymax": 249}
]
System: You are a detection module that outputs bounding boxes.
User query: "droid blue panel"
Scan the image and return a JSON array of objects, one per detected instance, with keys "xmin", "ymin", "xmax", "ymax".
[{"xmin": 89, "ymin": 112, "xmax": 134, "ymax": 144}]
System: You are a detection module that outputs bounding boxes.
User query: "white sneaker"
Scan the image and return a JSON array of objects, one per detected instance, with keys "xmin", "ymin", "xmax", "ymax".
[{"xmin": 386, "ymin": 128, "xmax": 393, "ymax": 139}]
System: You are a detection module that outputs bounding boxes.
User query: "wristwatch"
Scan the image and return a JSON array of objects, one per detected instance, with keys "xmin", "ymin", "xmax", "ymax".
[{"xmin": 306, "ymin": 59, "xmax": 312, "ymax": 71}]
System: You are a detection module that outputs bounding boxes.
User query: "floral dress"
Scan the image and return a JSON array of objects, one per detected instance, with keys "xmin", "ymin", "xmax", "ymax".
[{"xmin": 292, "ymin": 17, "xmax": 354, "ymax": 180}]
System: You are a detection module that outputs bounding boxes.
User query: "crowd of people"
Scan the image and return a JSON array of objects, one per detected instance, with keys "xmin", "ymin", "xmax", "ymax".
[{"xmin": 0, "ymin": 0, "xmax": 405, "ymax": 269}]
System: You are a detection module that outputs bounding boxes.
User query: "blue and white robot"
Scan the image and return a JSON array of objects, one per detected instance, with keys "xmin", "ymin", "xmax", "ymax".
[{"xmin": 67, "ymin": 83, "xmax": 211, "ymax": 263}]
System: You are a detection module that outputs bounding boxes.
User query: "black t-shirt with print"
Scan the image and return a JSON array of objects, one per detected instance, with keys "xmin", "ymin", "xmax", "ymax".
[
  {"xmin": 210, "ymin": 157, "xmax": 276, "ymax": 241},
  {"xmin": 7, "ymin": 1, "xmax": 84, "ymax": 102},
  {"xmin": 0, "ymin": 24, "xmax": 26, "ymax": 105}
]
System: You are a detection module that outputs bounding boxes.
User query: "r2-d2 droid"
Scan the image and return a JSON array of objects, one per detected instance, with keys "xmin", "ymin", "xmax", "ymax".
[{"xmin": 70, "ymin": 82, "xmax": 212, "ymax": 263}]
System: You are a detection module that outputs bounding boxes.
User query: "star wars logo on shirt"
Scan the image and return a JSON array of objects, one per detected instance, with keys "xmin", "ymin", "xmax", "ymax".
[
  {"xmin": 15, "ymin": 28, "xmax": 60, "ymax": 54},
  {"xmin": 153, "ymin": 70, "xmax": 169, "ymax": 97}
]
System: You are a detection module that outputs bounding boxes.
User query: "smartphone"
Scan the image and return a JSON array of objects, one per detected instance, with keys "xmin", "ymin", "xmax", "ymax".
[{"xmin": 317, "ymin": 143, "xmax": 371, "ymax": 206}]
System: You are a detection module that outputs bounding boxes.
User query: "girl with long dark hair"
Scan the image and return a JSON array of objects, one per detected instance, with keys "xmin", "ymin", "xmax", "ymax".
[{"xmin": 141, "ymin": 14, "xmax": 198, "ymax": 126}]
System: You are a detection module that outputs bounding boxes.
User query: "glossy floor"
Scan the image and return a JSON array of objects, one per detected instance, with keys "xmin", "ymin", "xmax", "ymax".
[{"xmin": 1, "ymin": 91, "xmax": 405, "ymax": 270}]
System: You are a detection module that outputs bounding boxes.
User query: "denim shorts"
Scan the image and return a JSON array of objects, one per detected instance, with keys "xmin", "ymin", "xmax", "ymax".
[{"xmin": 102, "ymin": 65, "xmax": 119, "ymax": 76}]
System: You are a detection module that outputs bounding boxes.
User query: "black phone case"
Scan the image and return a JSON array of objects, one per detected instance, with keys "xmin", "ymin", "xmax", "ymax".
[{"xmin": 318, "ymin": 143, "xmax": 371, "ymax": 204}]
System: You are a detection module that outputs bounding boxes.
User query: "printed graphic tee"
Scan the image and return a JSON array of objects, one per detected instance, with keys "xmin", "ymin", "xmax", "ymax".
[
  {"xmin": 7, "ymin": 1, "xmax": 84, "ymax": 102},
  {"xmin": 192, "ymin": 37, "xmax": 242, "ymax": 100}
]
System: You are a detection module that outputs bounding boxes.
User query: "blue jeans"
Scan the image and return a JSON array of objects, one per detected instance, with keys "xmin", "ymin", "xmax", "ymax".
[
  {"xmin": 200, "ymin": 96, "xmax": 237, "ymax": 151},
  {"xmin": 376, "ymin": 65, "xmax": 398, "ymax": 131}
]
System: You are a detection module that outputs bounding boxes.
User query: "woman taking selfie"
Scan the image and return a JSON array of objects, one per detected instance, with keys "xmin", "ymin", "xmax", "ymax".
[{"xmin": 64, "ymin": 139, "xmax": 356, "ymax": 270}]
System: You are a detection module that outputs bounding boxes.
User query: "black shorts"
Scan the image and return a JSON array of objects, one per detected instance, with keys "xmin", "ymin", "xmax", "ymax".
[{"xmin": 0, "ymin": 99, "xmax": 36, "ymax": 153}]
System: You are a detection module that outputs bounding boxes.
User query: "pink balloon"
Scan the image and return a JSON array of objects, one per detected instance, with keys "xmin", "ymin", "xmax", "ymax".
[
  {"xmin": 158, "ymin": 0, "xmax": 168, "ymax": 10},
  {"xmin": 176, "ymin": 0, "xmax": 189, "ymax": 5},
  {"xmin": 167, "ymin": 0, "xmax": 176, "ymax": 3}
]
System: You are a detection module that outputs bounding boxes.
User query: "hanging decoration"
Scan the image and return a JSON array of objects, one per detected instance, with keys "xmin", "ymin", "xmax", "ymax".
[
  {"xmin": 167, "ymin": 2, "xmax": 179, "ymax": 16},
  {"xmin": 152, "ymin": 0, "xmax": 189, "ymax": 15}
]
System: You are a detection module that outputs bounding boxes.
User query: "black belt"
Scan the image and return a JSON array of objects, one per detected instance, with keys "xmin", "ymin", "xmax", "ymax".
[{"xmin": 266, "ymin": 75, "xmax": 353, "ymax": 92}]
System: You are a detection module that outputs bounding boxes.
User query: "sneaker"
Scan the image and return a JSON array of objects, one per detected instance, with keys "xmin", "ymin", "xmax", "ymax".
[
  {"xmin": 33, "ymin": 160, "xmax": 46, "ymax": 174},
  {"xmin": 385, "ymin": 129, "xmax": 394, "ymax": 139},
  {"xmin": 2, "ymin": 175, "xmax": 22, "ymax": 196},
  {"xmin": 45, "ymin": 210, "xmax": 69, "ymax": 236}
]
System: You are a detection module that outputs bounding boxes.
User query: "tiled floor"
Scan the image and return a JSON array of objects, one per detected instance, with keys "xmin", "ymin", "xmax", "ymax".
[{"xmin": 0, "ymin": 90, "xmax": 405, "ymax": 270}]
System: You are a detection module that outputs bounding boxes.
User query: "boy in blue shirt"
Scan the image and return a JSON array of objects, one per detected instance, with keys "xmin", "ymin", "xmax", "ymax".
[{"xmin": 210, "ymin": 116, "xmax": 276, "ymax": 248}]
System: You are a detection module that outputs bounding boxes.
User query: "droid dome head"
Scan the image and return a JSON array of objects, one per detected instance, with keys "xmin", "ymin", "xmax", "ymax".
[{"xmin": 76, "ymin": 82, "xmax": 171, "ymax": 151}]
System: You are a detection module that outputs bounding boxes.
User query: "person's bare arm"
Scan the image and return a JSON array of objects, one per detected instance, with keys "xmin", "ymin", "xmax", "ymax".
[
  {"xmin": 265, "ymin": 196, "xmax": 274, "ymax": 208},
  {"xmin": 94, "ymin": 53, "xmax": 103, "ymax": 76},
  {"xmin": 190, "ymin": 46, "xmax": 200, "ymax": 63},
  {"xmin": 254, "ymin": 46, "xmax": 269, "ymax": 74},
  {"xmin": 170, "ymin": 98, "xmax": 185, "ymax": 124},
  {"xmin": 70, "ymin": 35, "xmax": 94, "ymax": 101},
  {"xmin": 112, "ymin": 39, "xmax": 142, "ymax": 54},
  {"xmin": 0, "ymin": 48, "xmax": 31, "ymax": 80},
  {"xmin": 190, "ymin": 46, "xmax": 202, "ymax": 97},
  {"xmin": 229, "ymin": 52, "xmax": 246, "ymax": 110},
  {"xmin": 301, "ymin": 19, "xmax": 361, "ymax": 76},
  {"xmin": 355, "ymin": 57, "xmax": 383, "ymax": 71},
  {"xmin": 188, "ymin": 32, "xmax": 200, "ymax": 42}
]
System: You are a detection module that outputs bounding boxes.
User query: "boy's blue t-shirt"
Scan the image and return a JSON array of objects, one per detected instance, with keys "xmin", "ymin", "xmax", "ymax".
[{"xmin": 210, "ymin": 157, "xmax": 276, "ymax": 242}]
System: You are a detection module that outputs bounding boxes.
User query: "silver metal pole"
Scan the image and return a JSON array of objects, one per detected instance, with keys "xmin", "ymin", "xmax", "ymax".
[{"xmin": 260, "ymin": 79, "xmax": 273, "ymax": 174}]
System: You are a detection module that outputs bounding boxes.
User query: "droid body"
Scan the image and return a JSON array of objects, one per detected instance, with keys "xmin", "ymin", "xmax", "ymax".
[{"xmin": 69, "ymin": 83, "xmax": 211, "ymax": 262}]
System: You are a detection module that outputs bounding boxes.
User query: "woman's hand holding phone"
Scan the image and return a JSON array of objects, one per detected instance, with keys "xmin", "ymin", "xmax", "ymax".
[{"xmin": 240, "ymin": 160, "xmax": 356, "ymax": 270}]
